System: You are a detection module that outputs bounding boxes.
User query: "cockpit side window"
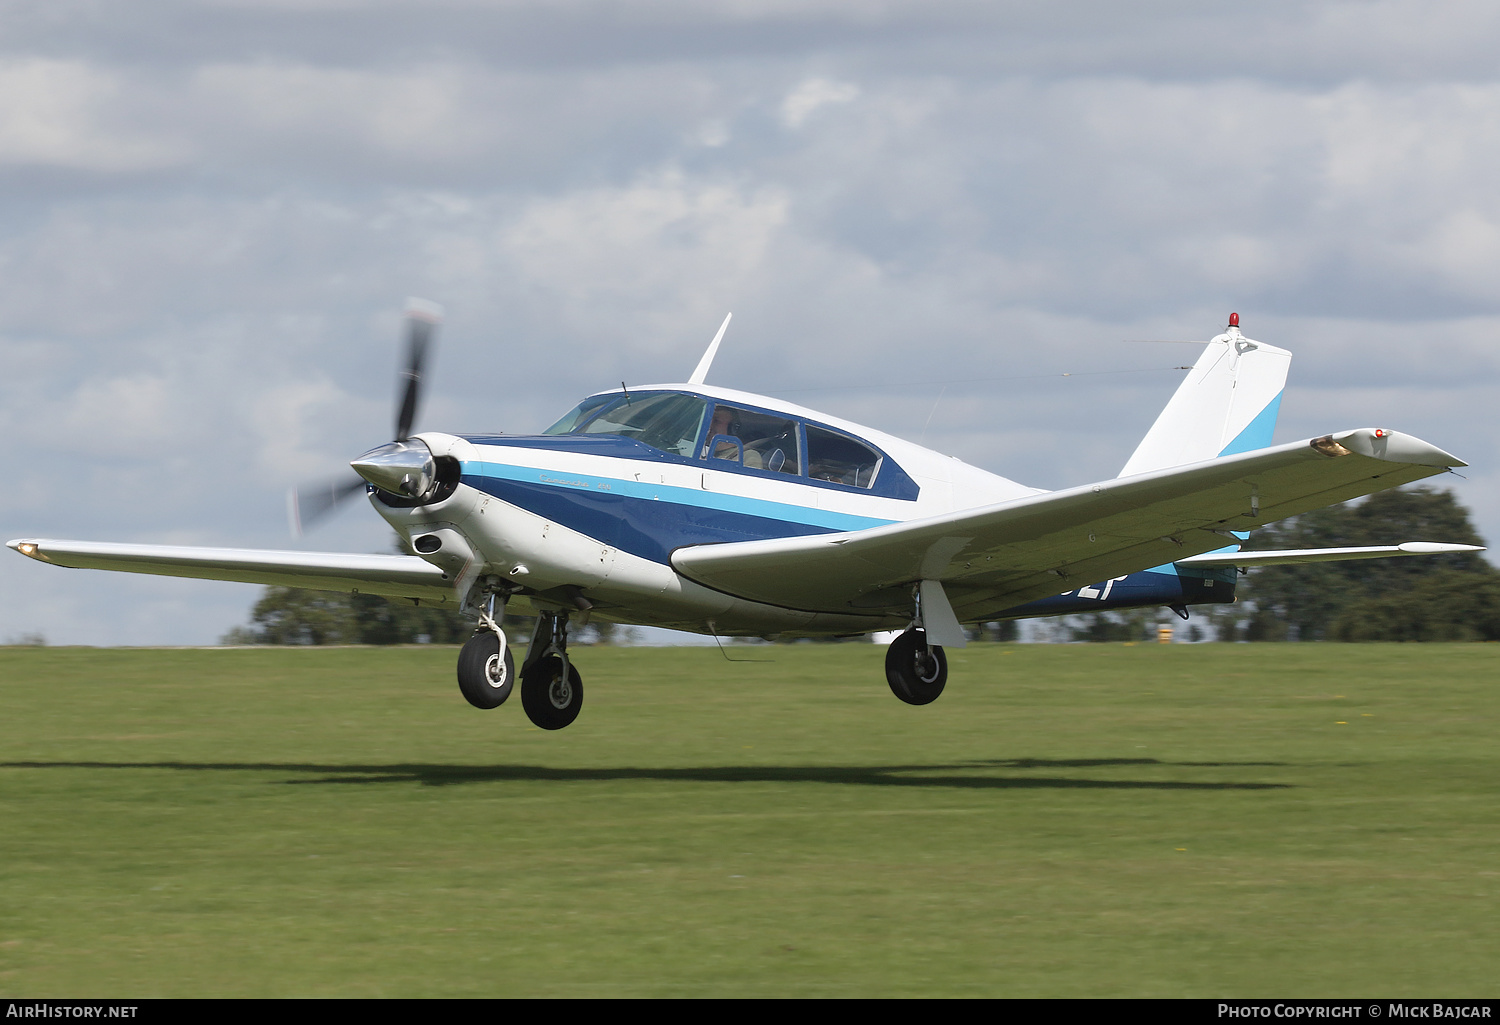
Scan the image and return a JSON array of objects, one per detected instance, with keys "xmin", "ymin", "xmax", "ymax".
[
  {"xmin": 806, "ymin": 423, "xmax": 881, "ymax": 488},
  {"xmin": 575, "ymin": 392, "xmax": 709, "ymax": 457},
  {"xmin": 701, "ymin": 404, "xmax": 800, "ymax": 475}
]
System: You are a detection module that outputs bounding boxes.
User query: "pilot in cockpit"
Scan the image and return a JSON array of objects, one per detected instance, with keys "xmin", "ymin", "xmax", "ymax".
[{"xmin": 705, "ymin": 405, "xmax": 755, "ymax": 464}]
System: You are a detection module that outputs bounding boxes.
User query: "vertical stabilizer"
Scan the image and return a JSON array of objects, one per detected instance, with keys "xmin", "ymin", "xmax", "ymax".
[{"xmin": 1118, "ymin": 314, "xmax": 1291, "ymax": 477}]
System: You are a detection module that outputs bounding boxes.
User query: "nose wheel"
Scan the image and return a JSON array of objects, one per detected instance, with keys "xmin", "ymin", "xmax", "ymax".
[{"xmin": 457, "ymin": 631, "xmax": 514, "ymax": 708}]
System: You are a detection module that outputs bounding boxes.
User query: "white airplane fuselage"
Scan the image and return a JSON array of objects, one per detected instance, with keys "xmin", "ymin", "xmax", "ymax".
[{"xmin": 376, "ymin": 383, "xmax": 1225, "ymax": 636}]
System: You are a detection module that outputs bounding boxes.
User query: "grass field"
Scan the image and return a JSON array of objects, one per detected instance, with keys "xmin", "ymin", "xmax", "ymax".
[{"xmin": 1, "ymin": 641, "xmax": 1497, "ymax": 997}]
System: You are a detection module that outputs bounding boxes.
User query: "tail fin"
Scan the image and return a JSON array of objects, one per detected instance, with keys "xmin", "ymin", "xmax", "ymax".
[{"xmin": 1119, "ymin": 313, "xmax": 1291, "ymax": 477}]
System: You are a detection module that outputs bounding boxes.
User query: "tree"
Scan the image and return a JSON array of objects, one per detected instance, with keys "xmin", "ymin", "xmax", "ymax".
[
  {"xmin": 237, "ymin": 587, "xmax": 360, "ymax": 645},
  {"xmin": 221, "ymin": 585, "xmax": 546, "ymax": 646},
  {"xmin": 222, "ymin": 586, "xmax": 467, "ymax": 645},
  {"xmin": 1328, "ymin": 571, "xmax": 1500, "ymax": 642},
  {"xmin": 1237, "ymin": 486, "xmax": 1495, "ymax": 641}
]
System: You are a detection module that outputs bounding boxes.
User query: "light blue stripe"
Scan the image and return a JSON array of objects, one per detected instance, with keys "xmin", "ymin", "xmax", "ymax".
[
  {"xmin": 464, "ymin": 459, "xmax": 896, "ymax": 534},
  {"xmin": 1217, "ymin": 391, "xmax": 1283, "ymax": 457}
]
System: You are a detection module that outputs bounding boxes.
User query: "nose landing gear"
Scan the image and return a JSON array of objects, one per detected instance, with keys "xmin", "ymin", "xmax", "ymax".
[{"xmin": 457, "ymin": 592, "xmax": 514, "ymax": 709}]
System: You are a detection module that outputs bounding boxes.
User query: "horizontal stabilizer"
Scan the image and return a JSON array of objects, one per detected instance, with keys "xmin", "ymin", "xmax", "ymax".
[
  {"xmin": 7, "ymin": 539, "xmax": 454, "ymax": 604},
  {"xmin": 1176, "ymin": 542, "xmax": 1485, "ymax": 568}
]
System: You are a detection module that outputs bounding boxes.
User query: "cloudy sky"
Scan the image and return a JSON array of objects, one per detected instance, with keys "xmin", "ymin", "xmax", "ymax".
[{"xmin": 3, "ymin": 0, "xmax": 1498, "ymax": 645}]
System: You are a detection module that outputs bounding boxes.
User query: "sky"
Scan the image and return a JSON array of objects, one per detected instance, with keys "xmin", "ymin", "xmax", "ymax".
[{"xmin": 3, "ymin": 0, "xmax": 1498, "ymax": 645}]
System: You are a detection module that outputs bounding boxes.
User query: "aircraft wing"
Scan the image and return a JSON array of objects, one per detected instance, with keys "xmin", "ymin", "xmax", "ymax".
[
  {"xmin": 7, "ymin": 539, "xmax": 456, "ymax": 605},
  {"xmin": 670, "ymin": 428, "xmax": 1466, "ymax": 621}
]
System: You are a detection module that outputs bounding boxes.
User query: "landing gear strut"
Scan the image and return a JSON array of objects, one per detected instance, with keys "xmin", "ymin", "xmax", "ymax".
[
  {"xmin": 457, "ymin": 592, "xmax": 513, "ymax": 709},
  {"xmin": 885, "ymin": 629, "xmax": 947, "ymax": 705},
  {"xmin": 520, "ymin": 610, "xmax": 584, "ymax": 730}
]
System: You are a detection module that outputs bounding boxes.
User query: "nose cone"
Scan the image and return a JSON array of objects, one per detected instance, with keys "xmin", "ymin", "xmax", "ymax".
[{"xmin": 350, "ymin": 439, "xmax": 436, "ymax": 498}]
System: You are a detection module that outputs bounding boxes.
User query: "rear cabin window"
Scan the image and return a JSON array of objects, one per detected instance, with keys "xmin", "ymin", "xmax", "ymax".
[
  {"xmin": 700, "ymin": 404, "xmax": 800, "ymax": 476},
  {"xmin": 806, "ymin": 423, "xmax": 881, "ymax": 488}
]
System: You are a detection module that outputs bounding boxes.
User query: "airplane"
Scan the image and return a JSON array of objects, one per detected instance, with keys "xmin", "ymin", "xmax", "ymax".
[{"xmin": 8, "ymin": 306, "xmax": 1483, "ymax": 730}]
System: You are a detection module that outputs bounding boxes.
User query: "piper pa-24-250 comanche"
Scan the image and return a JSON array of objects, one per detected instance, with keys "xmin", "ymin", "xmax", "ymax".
[{"xmin": 9, "ymin": 307, "xmax": 1483, "ymax": 730}]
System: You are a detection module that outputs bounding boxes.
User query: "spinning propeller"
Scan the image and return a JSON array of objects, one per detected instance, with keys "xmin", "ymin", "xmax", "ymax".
[{"xmin": 289, "ymin": 299, "xmax": 444, "ymax": 535}]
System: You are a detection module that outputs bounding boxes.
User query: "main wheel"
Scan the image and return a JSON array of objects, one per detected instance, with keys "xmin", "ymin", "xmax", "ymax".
[
  {"xmin": 457, "ymin": 632, "xmax": 514, "ymax": 709},
  {"xmin": 885, "ymin": 629, "xmax": 947, "ymax": 705},
  {"xmin": 521, "ymin": 655, "xmax": 584, "ymax": 730}
]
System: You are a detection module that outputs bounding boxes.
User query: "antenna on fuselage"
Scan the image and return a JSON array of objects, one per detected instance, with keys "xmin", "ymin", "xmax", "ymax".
[{"xmin": 688, "ymin": 312, "xmax": 732, "ymax": 385}]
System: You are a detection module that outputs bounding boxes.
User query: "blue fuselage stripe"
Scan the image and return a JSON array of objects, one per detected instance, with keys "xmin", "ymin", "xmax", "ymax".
[{"xmin": 461, "ymin": 459, "xmax": 895, "ymax": 565}]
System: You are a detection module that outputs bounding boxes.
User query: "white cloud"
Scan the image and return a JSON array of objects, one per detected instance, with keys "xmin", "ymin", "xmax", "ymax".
[
  {"xmin": 0, "ymin": 59, "xmax": 181, "ymax": 170},
  {"xmin": 498, "ymin": 172, "xmax": 791, "ymax": 349},
  {"xmin": 192, "ymin": 62, "xmax": 483, "ymax": 161},
  {"xmin": 780, "ymin": 77, "xmax": 860, "ymax": 128}
]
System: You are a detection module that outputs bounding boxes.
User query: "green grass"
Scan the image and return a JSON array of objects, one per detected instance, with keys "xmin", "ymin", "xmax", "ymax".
[{"xmin": 1, "ymin": 642, "xmax": 1497, "ymax": 997}]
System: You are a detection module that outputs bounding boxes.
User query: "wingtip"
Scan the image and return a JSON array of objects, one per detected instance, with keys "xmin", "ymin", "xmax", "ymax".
[{"xmin": 1326, "ymin": 428, "xmax": 1467, "ymax": 468}]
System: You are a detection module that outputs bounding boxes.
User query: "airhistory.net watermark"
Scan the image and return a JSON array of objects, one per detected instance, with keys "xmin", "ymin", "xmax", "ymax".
[{"xmin": 5, "ymin": 1007, "xmax": 137, "ymax": 1019}]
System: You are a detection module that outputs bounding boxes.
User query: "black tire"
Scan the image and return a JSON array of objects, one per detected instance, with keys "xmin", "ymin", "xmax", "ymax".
[
  {"xmin": 521, "ymin": 655, "xmax": 584, "ymax": 730},
  {"xmin": 885, "ymin": 629, "xmax": 947, "ymax": 705},
  {"xmin": 457, "ymin": 632, "xmax": 514, "ymax": 709}
]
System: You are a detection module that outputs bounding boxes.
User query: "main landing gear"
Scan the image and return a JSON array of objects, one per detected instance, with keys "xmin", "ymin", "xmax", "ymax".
[
  {"xmin": 519, "ymin": 610, "xmax": 584, "ymax": 731},
  {"xmin": 885, "ymin": 629, "xmax": 948, "ymax": 705},
  {"xmin": 456, "ymin": 596, "xmax": 584, "ymax": 730},
  {"xmin": 884, "ymin": 583, "xmax": 951, "ymax": 705}
]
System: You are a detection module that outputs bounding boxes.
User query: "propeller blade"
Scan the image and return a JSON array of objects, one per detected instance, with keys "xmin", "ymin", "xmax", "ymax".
[
  {"xmin": 288, "ymin": 475, "xmax": 366, "ymax": 537},
  {"xmin": 395, "ymin": 298, "xmax": 443, "ymax": 442}
]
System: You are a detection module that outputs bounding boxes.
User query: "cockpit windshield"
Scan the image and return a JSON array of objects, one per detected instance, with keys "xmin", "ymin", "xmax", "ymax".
[
  {"xmin": 542, "ymin": 393, "xmax": 616, "ymax": 436},
  {"xmin": 543, "ymin": 391, "xmax": 709, "ymax": 458}
]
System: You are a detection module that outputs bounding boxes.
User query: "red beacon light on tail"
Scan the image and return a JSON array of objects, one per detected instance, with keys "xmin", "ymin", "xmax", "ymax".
[{"xmin": 1228, "ymin": 312, "xmax": 1240, "ymax": 328}]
